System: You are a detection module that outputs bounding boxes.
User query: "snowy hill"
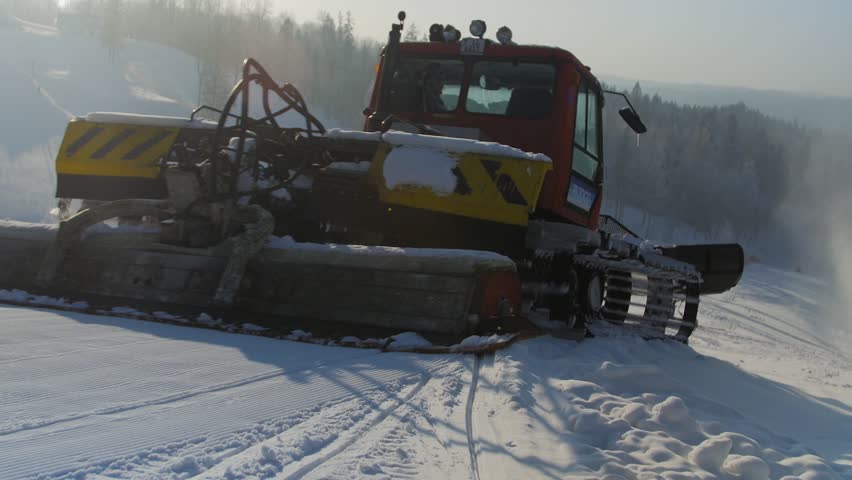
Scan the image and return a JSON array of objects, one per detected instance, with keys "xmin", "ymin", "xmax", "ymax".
[
  {"xmin": 0, "ymin": 17, "xmax": 199, "ymax": 222},
  {"xmin": 0, "ymin": 264, "xmax": 849, "ymax": 479}
]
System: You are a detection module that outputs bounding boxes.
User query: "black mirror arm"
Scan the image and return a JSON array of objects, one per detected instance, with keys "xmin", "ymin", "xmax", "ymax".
[{"xmin": 603, "ymin": 89, "xmax": 640, "ymax": 115}]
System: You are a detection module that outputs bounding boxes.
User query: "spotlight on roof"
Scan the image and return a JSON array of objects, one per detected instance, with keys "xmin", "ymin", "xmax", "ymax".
[
  {"xmin": 496, "ymin": 26, "xmax": 513, "ymax": 45},
  {"xmin": 469, "ymin": 20, "xmax": 487, "ymax": 38},
  {"xmin": 429, "ymin": 23, "xmax": 445, "ymax": 42},
  {"xmin": 443, "ymin": 24, "xmax": 461, "ymax": 43}
]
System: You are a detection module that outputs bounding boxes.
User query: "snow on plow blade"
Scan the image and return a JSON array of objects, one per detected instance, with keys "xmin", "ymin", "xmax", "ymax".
[{"xmin": 0, "ymin": 222, "xmax": 520, "ymax": 337}]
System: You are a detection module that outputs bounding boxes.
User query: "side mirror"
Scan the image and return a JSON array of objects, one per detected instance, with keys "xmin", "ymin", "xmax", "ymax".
[{"xmin": 619, "ymin": 107, "xmax": 647, "ymax": 134}]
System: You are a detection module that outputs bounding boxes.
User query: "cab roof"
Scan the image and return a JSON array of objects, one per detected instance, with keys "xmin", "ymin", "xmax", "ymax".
[{"xmin": 397, "ymin": 41, "xmax": 602, "ymax": 91}]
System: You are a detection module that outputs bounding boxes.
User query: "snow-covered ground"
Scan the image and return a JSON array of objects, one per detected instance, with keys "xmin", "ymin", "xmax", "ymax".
[
  {"xmin": 1, "ymin": 13, "xmax": 850, "ymax": 480},
  {"xmin": 1, "ymin": 264, "xmax": 849, "ymax": 480}
]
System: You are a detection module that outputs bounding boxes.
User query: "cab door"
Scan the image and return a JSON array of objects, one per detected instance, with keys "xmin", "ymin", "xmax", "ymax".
[{"xmin": 565, "ymin": 82, "xmax": 603, "ymax": 222}]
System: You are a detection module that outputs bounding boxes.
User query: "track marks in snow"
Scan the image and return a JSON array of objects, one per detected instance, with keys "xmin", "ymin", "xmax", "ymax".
[
  {"xmin": 285, "ymin": 375, "xmax": 430, "ymax": 480},
  {"xmin": 3, "ymin": 356, "xmax": 448, "ymax": 480},
  {"xmin": 0, "ymin": 306, "xmax": 383, "ymax": 437},
  {"xmin": 289, "ymin": 361, "xmax": 477, "ymax": 480},
  {"xmin": 466, "ymin": 354, "xmax": 482, "ymax": 480},
  {"xmin": 0, "ymin": 306, "xmax": 452, "ymax": 480},
  {"xmin": 130, "ymin": 362, "xmax": 475, "ymax": 480},
  {"xmin": 0, "ymin": 348, "xmax": 381, "ymax": 437},
  {"xmin": 31, "ymin": 76, "xmax": 76, "ymax": 120},
  {"xmin": 94, "ymin": 377, "xmax": 424, "ymax": 480},
  {"xmin": 0, "ymin": 335, "xmax": 167, "ymax": 365}
]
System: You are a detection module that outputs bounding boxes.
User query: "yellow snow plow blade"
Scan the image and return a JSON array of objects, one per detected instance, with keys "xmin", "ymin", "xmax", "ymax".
[
  {"xmin": 55, "ymin": 115, "xmax": 214, "ymax": 201},
  {"xmin": 368, "ymin": 143, "xmax": 552, "ymax": 227}
]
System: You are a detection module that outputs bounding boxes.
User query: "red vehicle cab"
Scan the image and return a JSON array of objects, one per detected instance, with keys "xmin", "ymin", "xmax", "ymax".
[{"xmin": 365, "ymin": 36, "xmax": 606, "ymax": 232}]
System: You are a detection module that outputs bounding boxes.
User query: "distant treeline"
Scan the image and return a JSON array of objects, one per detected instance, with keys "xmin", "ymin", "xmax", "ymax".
[
  {"xmin": 603, "ymin": 82, "xmax": 852, "ymax": 267},
  {"xmin": 9, "ymin": 1, "xmax": 852, "ymax": 266},
  {"xmin": 603, "ymin": 83, "xmax": 806, "ymax": 243}
]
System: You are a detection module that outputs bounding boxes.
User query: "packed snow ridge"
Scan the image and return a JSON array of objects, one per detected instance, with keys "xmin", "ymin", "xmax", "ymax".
[
  {"xmin": 0, "ymin": 288, "xmax": 88, "ymax": 310},
  {"xmin": 265, "ymin": 235, "xmax": 513, "ymax": 264}
]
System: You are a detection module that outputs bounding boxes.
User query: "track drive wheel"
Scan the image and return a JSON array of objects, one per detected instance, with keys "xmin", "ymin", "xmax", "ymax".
[
  {"xmin": 549, "ymin": 266, "xmax": 603, "ymax": 337},
  {"xmin": 548, "ymin": 267, "xmax": 579, "ymax": 327}
]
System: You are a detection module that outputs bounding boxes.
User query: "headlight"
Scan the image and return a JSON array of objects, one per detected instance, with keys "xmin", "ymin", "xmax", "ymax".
[
  {"xmin": 469, "ymin": 20, "xmax": 487, "ymax": 38},
  {"xmin": 443, "ymin": 25, "xmax": 461, "ymax": 43},
  {"xmin": 429, "ymin": 23, "xmax": 445, "ymax": 42},
  {"xmin": 497, "ymin": 26, "xmax": 513, "ymax": 45}
]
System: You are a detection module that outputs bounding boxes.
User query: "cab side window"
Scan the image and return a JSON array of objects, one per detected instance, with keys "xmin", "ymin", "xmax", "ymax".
[
  {"xmin": 566, "ymin": 83, "xmax": 602, "ymax": 212},
  {"xmin": 573, "ymin": 84, "xmax": 600, "ymax": 178}
]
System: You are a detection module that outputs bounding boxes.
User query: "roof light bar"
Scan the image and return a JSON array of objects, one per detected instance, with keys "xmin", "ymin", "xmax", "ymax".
[
  {"xmin": 429, "ymin": 23, "xmax": 444, "ymax": 42},
  {"xmin": 497, "ymin": 26, "xmax": 513, "ymax": 45},
  {"xmin": 469, "ymin": 20, "xmax": 487, "ymax": 38},
  {"xmin": 443, "ymin": 24, "xmax": 461, "ymax": 43}
]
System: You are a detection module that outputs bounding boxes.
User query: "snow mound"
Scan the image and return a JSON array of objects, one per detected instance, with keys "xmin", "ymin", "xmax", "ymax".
[
  {"xmin": 449, "ymin": 334, "xmax": 516, "ymax": 352},
  {"xmin": 325, "ymin": 129, "xmax": 382, "ymax": 142},
  {"xmin": 196, "ymin": 312, "xmax": 223, "ymax": 326},
  {"xmin": 387, "ymin": 332, "xmax": 432, "ymax": 350},
  {"xmin": 474, "ymin": 333, "xmax": 847, "ymax": 480},
  {"xmin": 241, "ymin": 323, "xmax": 269, "ymax": 332},
  {"xmin": 0, "ymin": 289, "xmax": 88, "ymax": 310},
  {"xmin": 690, "ymin": 436, "xmax": 733, "ymax": 470},
  {"xmin": 109, "ymin": 306, "xmax": 146, "ymax": 317},
  {"xmin": 265, "ymin": 235, "xmax": 512, "ymax": 264}
]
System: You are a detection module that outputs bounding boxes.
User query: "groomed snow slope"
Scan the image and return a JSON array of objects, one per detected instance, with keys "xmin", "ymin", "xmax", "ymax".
[
  {"xmin": 0, "ymin": 17, "xmax": 198, "ymax": 155},
  {"xmin": 0, "ymin": 17, "xmax": 199, "ymax": 223},
  {"xmin": 1, "ymin": 264, "xmax": 849, "ymax": 480}
]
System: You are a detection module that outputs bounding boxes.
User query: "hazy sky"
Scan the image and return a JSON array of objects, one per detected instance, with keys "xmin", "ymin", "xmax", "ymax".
[{"xmin": 272, "ymin": 0, "xmax": 852, "ymax": 97}]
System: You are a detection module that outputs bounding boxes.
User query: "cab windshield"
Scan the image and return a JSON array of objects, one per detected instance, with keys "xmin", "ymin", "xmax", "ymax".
[
  {"xmin": 386, "ymin": 57, "xmax": 465, "ymax": 113},
  {"xmin": 466, "ymin": 62, "xmax": 556, "ymax": 118},
  {"xmin": 386, "ymin": 57, "xmax": 556, "ymax": 118}
]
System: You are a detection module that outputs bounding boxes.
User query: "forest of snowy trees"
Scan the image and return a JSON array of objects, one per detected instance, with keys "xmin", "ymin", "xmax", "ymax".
[
  {"xmin": 604, "ymin": 84, "xmax": 803, "ymax": 242},
  {"xmin": 3, "ymin": 0, "xmax": 851, "ymax": 268},
  {"xmin": 603, "ymin": 82, "xmax": 852, "ymax": 268}
]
